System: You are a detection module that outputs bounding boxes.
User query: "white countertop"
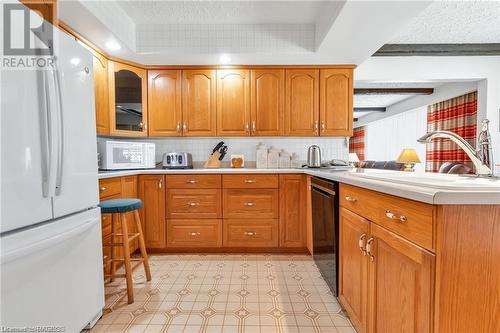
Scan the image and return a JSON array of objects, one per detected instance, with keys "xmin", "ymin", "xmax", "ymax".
[{"xmin": 98, "ymin": 167, "xmax": 500, "ymax": 205}]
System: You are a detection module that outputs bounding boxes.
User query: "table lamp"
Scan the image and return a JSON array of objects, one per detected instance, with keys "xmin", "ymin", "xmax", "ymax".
[
  {"xmin": 397, "ymin": 148, "xmax": 421, "ymax": 172},
  {"xmin": 348, "ymin": 153, "xmax": 360, "ymax": 167}
]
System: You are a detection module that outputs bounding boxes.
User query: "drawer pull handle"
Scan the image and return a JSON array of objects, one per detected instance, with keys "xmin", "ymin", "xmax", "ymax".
[
  {"xmin": 244, "ymin": 180, "xmax": 256, "ymax": 183},
  {"xmin": 385, "ymin": 211, "xmax": 407, "ymax": 223},
  {"xmin": 100, "ymin": 187, "xmax": 107, "ymax": 191},
  {"xmin": 366, "ymin": 237, "xmax": 374, "ymax": 262},
  {"xmin": 188, "ymin": 202, "xmax": 200, "ymax": 207},
  {"xmin": 186, "ymin": 180, "xmax": 198, "ymax": 184},
  {"xmin": 189, "ymin": 232, "xmax": 201, "ymax": 236},
  {"xmin": 244, "ymin": 202, "xmax": 256, "ymax": 207},
  {"xmin": 244, "ymin": 231, "xmax": 257, "ymax": 236},
  {"xmin": 358, "ymin": 234, "xmax": 367, "ymax": 256},
  {"xmin": 345, "ymin": 196, "xmax": 357, "ymax": 202}
]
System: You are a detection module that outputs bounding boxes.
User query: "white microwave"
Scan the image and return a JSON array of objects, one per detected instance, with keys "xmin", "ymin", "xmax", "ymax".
[{"xmin": 98, "ymin": 141, "xmax": 156, "ymax": 170}]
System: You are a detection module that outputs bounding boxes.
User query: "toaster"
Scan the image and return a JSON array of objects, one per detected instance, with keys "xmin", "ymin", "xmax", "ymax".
[{"xmin": 162, "ymin": 152, "xmax": 193, "ymax": 169}]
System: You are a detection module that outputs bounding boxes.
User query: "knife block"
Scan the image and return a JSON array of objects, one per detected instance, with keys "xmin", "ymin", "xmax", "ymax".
[{"xmin": 204, "ymin": 152, "xmax": 222, "ymax": 168}]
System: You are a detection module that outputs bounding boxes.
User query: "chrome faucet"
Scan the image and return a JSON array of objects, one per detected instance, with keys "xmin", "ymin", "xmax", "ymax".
[{"xmin": 417, "ymin": 119, "xmax": 494, "ymax": 177}]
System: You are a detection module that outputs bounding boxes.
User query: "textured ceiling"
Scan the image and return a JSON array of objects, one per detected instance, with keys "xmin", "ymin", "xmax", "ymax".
[
  {"xmin": 59, "ymin": 1, "xmax": 431, "ymax": 64},
  {"xmin": 391, "ymin": 0, "xmax": 500, "ymax": 43},
  {"xmin": 117, "ymin": 1, "xmax": 329, "ymax": 24},
  {"xmin": 354, "ymin": 94, "xmax": 414, "ymax": 108}
]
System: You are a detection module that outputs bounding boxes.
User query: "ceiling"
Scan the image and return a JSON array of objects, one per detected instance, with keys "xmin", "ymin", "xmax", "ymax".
[
  {"xmin": 116, "ymin": 1, "xmax": 328, "ymax": 25},
  {"xmin": 390, "ymin": 0, "xmax": 500, "ymax": 43},
  {"xmin": 57, "ymin": 0, "xmax": 431, "ymax": 65},
  {"xmin": 353, "ymin": 81, "xmax": 443, "ymax": 119}
]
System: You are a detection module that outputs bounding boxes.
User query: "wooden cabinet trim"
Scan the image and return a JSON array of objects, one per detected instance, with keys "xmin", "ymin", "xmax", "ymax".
[
  {"xmin": 182, "ymin": 69, "xmax": 217, "ymax": 136},
  {"xmin": 319, "ymin": 68, "xmax": 353, "ymax": 137},
  {"xmin": 167, "ymin": 219, "xmax": 222, "ymax": 248},
  {"xmin": 108, "ymin": 61, "xmax": 148, "ymax": 137},
  {"xmin": 368, "ymin": 222, "xmax": 434, "ymax": 333},
  {"xmin": 222, "ymin": 174, "xmax": 279, "ymax": 189},
  {"xmin": 166, "ymin": 189, "xmax": 222, "ymax": 219},
  {"xmin": 147, "ymin": 69, "xmax": 182, "ymax": 137},
  {"xmin": 279, "ymin": 175, "xmax": 306, "ymax": 248},
  {"xmin": 284, "ymin": 69, "xmax": 319, "ymax": 136},
  {"xmin": 340, "ymin": 184, "xmax": 435, "ymax": 251},
  {"xmin": 216, "ymin": 69, "xmax": 251, "ymax": 136},
  {"xmin": 338, "ymin": 208, "xmax": 369, "ymax": 333},
  {"xmin": 250, "ymin": 69, "xmax": 285, "ymax": 136}
]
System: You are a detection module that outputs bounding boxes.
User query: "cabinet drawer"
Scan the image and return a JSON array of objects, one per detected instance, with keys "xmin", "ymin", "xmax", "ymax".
[
  {"xmin": 222, "ymin": 174, "xmax": 279, "ymax": 189},
  {"xmin": 167, "ymin": 219, "xmax": 222, "ymax": 248},
  {"xmin": 166, "ymin": 175, "xmax": 221, "ymax": 189},
  {"xmin": 223, "ymin": 189, "xmax": 279, "ymax": 219},
  {"xmin": 223, "ymin": 219, "xmax": 278, "ymax": 247},
  {"xmin": 98, "ymin": 178, "xmax": 121, "ymax": 199},
  {"xmin": 167, "ymin": 189, "xmax": 222, "ymax": 219},
  {"xmin": 340, "ymin": 184, "xmax": 435, "ymax": 250}
]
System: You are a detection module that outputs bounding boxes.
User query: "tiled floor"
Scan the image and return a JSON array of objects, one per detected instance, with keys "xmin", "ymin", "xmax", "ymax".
[{"xmin": 90, "ymin": 254, "xmax": 356, "ymax": 333}]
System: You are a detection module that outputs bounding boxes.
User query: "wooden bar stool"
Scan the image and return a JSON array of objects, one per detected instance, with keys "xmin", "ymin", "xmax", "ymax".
[{"xmin": 99, "ymin": 198, "xmax": 151, "ymax": 304}]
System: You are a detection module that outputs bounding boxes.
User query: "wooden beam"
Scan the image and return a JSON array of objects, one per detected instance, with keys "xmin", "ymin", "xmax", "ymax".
[
  {"xmin": 374, "ymin": 43, "xmax": 500, "ymax": 56},
  {"xmin": 354, "ymin": 107, "xmax": 386, "ymax": 113},
  {"xmin": 354, "ymin": 88, "xmax": 434, "ymax": 95}
]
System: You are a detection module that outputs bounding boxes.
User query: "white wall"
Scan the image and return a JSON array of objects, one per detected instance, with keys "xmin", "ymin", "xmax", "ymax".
[
  {"xmin": 355, "ymin": 56, "xmax": 500, "ymax": 174},
  {"xmin": 364, "ymin": 106, "xmax": 427, "ymax": 172},
  {"xmin": 97, "ymin": 137, "xmax": 349, "ymax": 165}
]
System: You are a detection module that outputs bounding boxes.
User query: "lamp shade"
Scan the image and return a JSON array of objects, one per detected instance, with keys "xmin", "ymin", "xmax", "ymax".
[
  {"xmin": 397, "ymin": 148, "xmax": 421, "ymax": 164},
  {"xmin": 348, "ymin": 153, "xmax": 360, "ymax": 163}
]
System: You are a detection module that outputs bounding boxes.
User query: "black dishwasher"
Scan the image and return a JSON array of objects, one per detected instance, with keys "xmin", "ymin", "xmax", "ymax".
[{"xmin": 311, "ymin": 177, "xmax": 339, "ymax": 296}]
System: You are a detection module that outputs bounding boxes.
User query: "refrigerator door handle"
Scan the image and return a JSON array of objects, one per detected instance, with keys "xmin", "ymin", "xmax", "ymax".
[
  {"xmin": 50, "ymin": 56, "xmax": 64, "ymax": 196},
  {"xmin": 38, "ymin": 67, "xmax": 52, "ymax": 197},
  {"xmin": 0, "ymin": 217, "xmax": 97, "ymax": 265}
]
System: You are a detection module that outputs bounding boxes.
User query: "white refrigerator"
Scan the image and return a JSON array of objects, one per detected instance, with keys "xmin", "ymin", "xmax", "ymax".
[{"xmin": 1, "ymin": 8, "xmax": 104, "ymax": 332}]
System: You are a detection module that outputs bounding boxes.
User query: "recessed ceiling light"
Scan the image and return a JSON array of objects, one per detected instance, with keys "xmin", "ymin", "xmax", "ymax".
[
  {"xmin": 219, "ymin": 54, "xmax": 231, "ymax": 64},
  {"xmin": 105, "ymin": 40, "xmax": 121, "ymax": 51}
]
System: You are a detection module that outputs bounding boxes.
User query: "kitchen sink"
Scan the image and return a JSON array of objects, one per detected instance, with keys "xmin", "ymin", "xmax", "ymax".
[{"xmin": 348, "ymin": 170, "xmax": 500, "ymax": 191}]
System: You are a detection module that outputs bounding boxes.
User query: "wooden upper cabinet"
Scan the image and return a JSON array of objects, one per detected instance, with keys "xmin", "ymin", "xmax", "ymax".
[
  {"xmin": 279, "ymin": 175, "xmax": 306, "ymax": 248},
  {"xmin": 92, "ymin": 52, "xmax": 109, "ymax": 135},
  {"xmin": 285, "ymin": 69, "xmax": 319, "ymax": 136},
  {"xmin": 368, "ymin": 223, "xmax": 434, "ymax": 333},
  {"xmin": 339, "ymin": 208, "xmax": 369, "ymax": 333},
  {"xmin": 148, "ymin": 70, "xmax": 182, "ymax": 137},
  {"xmin": 216, "ymin": 70, "xmax": 251, "ymax": 136},
  {"xmin": 319, "ymin": 68, "xmax": 353, "ymax": 136},
  {"xmin": 138, "ymin": 175, "xmax": 166, "ymax": 249},
  {"xmin": 182, "ymin": 70, "xmax": 217, "ymax": 136},
  {"xmin": 251, "ymin": 69, "xmax": 284, "ymax": 136},
  {"xmin": 108, "ymin": 61, "xmax": 148, "ymax": 137}
]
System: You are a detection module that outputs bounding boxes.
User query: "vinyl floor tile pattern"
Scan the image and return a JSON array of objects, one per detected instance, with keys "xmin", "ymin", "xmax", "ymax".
[{"xmin": 89, "ymin": 254, "xmax": 356, "ymax": 333}]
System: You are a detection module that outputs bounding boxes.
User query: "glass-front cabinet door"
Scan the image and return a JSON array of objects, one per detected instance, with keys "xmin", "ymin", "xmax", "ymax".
[{"xmin": 109, "ymin": 61, "xmax": 148, "ymax": 136}]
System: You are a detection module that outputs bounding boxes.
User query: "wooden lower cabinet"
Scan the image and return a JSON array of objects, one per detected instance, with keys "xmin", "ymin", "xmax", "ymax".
[
  {"xmin": 223, "ymin": 189, "xmax": 279, "ymax": 219},
  {"xmin": 223, "ymin": 219, "xmax": 279, "ymax": 247},
  {"xmin": 339, "ymin": 208, "xmax": 369, "ymax": 333},
  {"xmin": 279, "ymin": 175, "xmax": 306, "ymax": 248},
  {"xmin": 368, "ymin": 223, "xmax": 434, "ymax": 333},
  {"xmin": 167, "ymin": 219, "xmax": 222, "ymax": 248},
  {"xmin": 101, "ymin": 173, "xmax": 306, "ymax": 252},
  {"xmin": 166, "ymin": 189, "xmax": 222, "ymax": 219},
  {"xmin": 138, "ymin": 175, "xmax": 166, "ymax": 249}
]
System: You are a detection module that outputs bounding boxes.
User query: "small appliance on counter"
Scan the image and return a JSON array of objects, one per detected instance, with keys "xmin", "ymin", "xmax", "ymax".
[
  {"xmin": 306, "ymin": 145, "xmax": 322, "ymax": 168},
  {"xmin": 162, "ymin": 152, "xmax": 193, "ymax": 169},
  {"xmin": 98, "ymin": 140, "xmax": 156, "ymax": 170}
]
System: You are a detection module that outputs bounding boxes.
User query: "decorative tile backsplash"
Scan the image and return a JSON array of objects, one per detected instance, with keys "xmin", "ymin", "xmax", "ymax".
[{"xmin": 97, "ymin": 137, "xmax": 349, "ymax": 164}]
